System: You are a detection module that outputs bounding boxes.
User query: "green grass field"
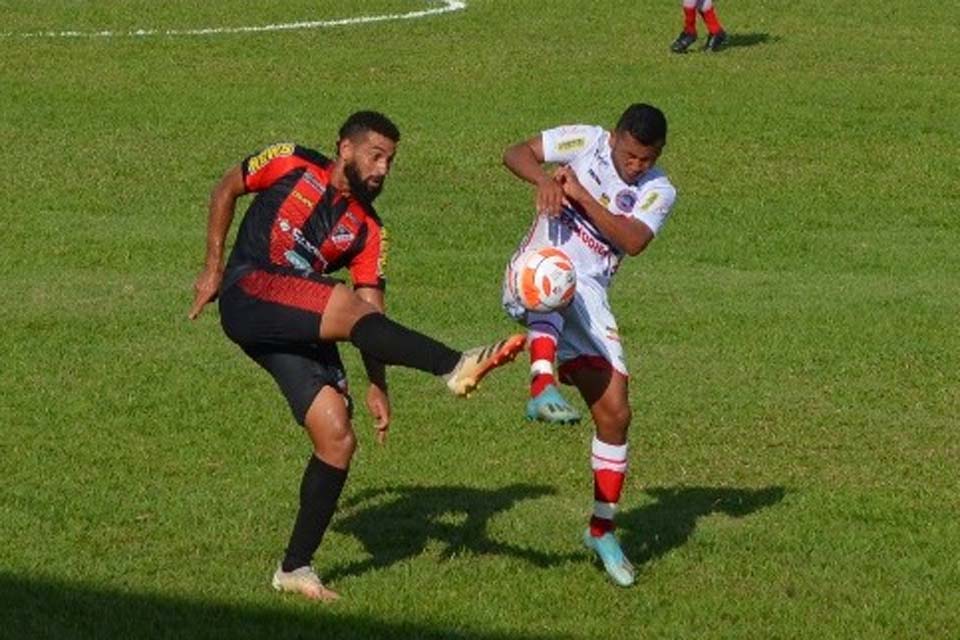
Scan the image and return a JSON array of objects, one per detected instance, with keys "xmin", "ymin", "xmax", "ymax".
[{"xmin": 2, "ymin": 1, "xmax": 958, "ymax": 637}]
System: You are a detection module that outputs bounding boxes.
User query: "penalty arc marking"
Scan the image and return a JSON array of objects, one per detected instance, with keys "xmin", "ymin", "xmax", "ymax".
[{"xmin": 1, "ymin": 0, "xmax": 466, "ymax": 39}]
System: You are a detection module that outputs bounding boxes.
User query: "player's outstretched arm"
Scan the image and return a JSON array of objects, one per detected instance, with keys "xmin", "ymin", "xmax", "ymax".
[{"xmin": 188, "ymin": 164, "xmax": 246, "ymax": 319}]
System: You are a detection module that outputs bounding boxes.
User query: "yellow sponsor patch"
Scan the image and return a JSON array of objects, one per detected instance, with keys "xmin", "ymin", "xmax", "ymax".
[
  {"xmin": 378, "ymin": 228, "xmax": 389, "ymax": 275},
  {"xmin": 290, "ymin": 191, "xmax": 314, "ymax": 208},
  {"xmin": 247, "ymin": 142, "xmax": 295, "ymax": 174},
  {"xmin": 639, "ymin": 191, "xmax": 660, "ymax": 211},
  {"xmin": 599, "ymin": 194, "xmax": 610, "ymax": 207},
  {"xmin": 556, "ymin": 137, "xmax": 586, "ymax": 152}
]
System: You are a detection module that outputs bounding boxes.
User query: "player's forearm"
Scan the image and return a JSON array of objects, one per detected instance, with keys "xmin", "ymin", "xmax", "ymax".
[
  {"xmin": 503, "ymin": 143, "xmax": 550, "ymax": 186},
  {"xmin": 203, "ymin": 166, "xmax": 245, "ymax": 268},
  {"xmin": 579, "ymin": 199, "xmax": 652, "ymax": 256},
  {"xmin": 203, "ymin": 199, "xmax": 234, "ymax": 268}
]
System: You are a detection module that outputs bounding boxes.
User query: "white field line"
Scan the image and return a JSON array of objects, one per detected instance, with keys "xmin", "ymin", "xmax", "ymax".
[{"xmin": 1, "ymin": 0, "xmax": 466, "ymax": 39}]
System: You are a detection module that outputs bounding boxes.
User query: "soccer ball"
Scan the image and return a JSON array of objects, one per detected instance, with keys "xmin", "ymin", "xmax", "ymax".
[{"xmin": 510, "ymin": 247, "xmax": 577, "ymax": 313}]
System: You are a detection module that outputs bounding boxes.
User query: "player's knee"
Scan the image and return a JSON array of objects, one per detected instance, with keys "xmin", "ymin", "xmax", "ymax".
[
  {"xmin": 304, "ymin": 389, "xmax": 357, "ymax": 462},
  {"xmin": 327, "ymin": 425, "xmax": 357, "ymax": 459},
  {"xmin": 336, "ymin": 285, "xmax": 378, "ymax": 319},
  {"xmin": 315, "ymin": 415, "xmax": 356, "ymax": 460},
  {"xmin": 597, "ymin": 403, "xmax": 631, "ymax": 434}
]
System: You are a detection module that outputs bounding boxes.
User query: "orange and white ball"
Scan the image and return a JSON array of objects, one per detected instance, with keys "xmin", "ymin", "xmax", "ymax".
[{"xmin": 510, "ymin": 247, "xmax": 577, "ymax": 313}]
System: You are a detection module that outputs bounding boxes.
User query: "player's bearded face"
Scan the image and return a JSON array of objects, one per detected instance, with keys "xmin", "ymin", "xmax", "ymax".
[
  {"xmin": 611, "ymin": 131, "xmax": 662, "ymax": 184},
  {"xmin": 344, "ymin": 159, "xmax": 384, "ymax": 203},
  {"xmin": 343, "ymin": 132, "xmax": 397, "ymax": 203}
]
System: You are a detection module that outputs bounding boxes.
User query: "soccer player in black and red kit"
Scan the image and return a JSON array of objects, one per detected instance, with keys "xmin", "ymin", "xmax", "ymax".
[{"xmin": 188, "ymin": 111, "xmax": 524, "ymax": 601}]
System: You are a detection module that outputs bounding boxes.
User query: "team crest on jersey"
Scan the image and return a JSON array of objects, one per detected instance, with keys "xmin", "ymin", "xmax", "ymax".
[
  {"xmin": 331, "ymin": 224, "xmax": 355, "ymax": 249},
  {"xmin": 615, "ymin": 189, "xmax": 637, "ymax": 213}
]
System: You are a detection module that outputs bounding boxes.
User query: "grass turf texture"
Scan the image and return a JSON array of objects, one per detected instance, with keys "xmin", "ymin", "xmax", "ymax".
[{"xmin": 1, "ymin": 0, "xmax": 958, "ymax": 637}]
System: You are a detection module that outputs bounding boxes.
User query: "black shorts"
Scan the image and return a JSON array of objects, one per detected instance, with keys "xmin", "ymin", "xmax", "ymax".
[{"xmin": 219, "ymin": 267, "xmax": 350, "ymax": 425}]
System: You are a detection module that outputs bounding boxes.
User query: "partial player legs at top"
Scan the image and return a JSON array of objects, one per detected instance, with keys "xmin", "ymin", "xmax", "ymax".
[{"xmin": 671, "ymin": 0, "xmax": 727, "ymax": 53}]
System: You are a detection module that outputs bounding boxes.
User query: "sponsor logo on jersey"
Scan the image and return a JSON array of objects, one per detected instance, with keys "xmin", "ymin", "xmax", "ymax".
[
  {"xmin": 558, "ymin": 209, "xmax": 611, "ymax": 258},
  {"xmin": 302, "ymin": 170, "xmax": 326, "ymax": 193},
  {"xmin": 588, "ymin": 168, "xmax": 602, "ymax": 185},
  {"xmin": 291, "ymin": 190, "xmax": 314, "ymax": 209},
  {"xmin": 331, "ymin": 224, "xmax": 355, "ymax": 250},
  {"xmin": 599, "ymin": 194, "xmax": 610, "ymax": 207},
  {"xmin": 605, "ymin": 325, "xmax": 621, "ymax": 342},
  {"xmin": 615, "ymin": 189, "xmax": 637, "ymax": 213},
  {"xmin": 639, "ymin": 191, "xmax": 660, "ymax": 211},
  {"xmin": 593, "ymin": 146, "xmax": 610, "ymax": 167},
  {"xmin": 378, "ymin": 228, "xmax": 389, "ymax": 275},
  {"xmin": 277, "ymin": 217, "xmax": 322, "ymax": 258},
  {"xmin": 557, "ymin": 137, "xmax": 586, "ymax": 152},
  {"xmin": 247, "ymin": 142, "xmax": 295, "ymax": 174},
  {"xmin": 284, "ymin": 250, "xmax": 314, "ymax": 273}
]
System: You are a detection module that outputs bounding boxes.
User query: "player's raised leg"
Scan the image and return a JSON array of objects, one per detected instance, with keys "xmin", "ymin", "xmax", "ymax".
[
  {"xmin": 525, "ymin": 313, "xmax": 580, "ymax": 424},
  {"xmin": 320, "ymin": 283, "xmax": 524, "ymax": 396},
  {"xmin": 566, "ymin": 364, "xmax": 635, "ymax": 587}
]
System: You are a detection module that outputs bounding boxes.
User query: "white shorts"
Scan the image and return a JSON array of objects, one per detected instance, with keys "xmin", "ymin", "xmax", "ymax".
[{"xmin": 502, "ymin": 264, "xmax": 628, "ymax": 379}]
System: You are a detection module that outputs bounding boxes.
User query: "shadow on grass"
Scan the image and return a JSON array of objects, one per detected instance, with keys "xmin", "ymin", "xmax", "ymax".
[
  {"xmin": 0, "ymin": 571, "xmax": 569, "ymax": 640},
  {"xmin": 328, "ymin": 483, "xmax": 579, "ymax": 582},
  {"xmin": 620, "ymin": 486, "xmax": 786, "ymax": 566},
  {"xmin": 723, "ymin": 32, "xmax": 779, "ymax": 48}
]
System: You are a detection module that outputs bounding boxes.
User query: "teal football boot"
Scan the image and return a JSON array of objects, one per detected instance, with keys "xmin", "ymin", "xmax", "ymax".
[
  {"xmin": 525, "ymin": 384, "xmax": 581, "ymax": 424},
  {"xmin": 583, "ymin": 529, "xmax": 636, "ymax": 587}
]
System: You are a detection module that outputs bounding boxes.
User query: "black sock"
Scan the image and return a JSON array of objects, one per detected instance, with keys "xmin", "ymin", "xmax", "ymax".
[
  {"xmin": 281, "ymin": 455, "xmax": 348, "ymax": 572},
  {"xmin": 349, "ymin": 313, "xmax": 461, "ymax": 376}
]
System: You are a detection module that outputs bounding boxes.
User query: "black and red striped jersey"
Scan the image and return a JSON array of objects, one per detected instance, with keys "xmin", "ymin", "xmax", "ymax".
[{"xmin": 225, "ymin": 142, "xmax": 387, "ymax": 289}]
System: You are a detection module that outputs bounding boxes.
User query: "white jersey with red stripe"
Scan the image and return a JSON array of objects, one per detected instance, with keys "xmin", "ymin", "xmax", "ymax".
[{"xmin": 513, "ymin": 125, "xmax": 676, "ymax": 290}]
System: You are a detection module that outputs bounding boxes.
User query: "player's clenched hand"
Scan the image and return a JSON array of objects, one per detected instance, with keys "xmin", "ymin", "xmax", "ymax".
[
  {"xmin": 555, "ymin": 166, "xmax": 588, "ymax": 204},
  {"xmin": 366, "ymin": 384, "xmax": 391, "ymax": 445},
  {"xmin": 188, "ymin": 266, "xmax": 223, "ymax": 320},
  {"xmin": 535, "ymin": 173, "xmax": 565, "ymax": 217}
]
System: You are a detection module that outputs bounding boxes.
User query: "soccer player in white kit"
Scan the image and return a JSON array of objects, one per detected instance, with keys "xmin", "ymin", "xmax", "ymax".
[{"xmin": 501, "ymin": 104, "xmax": 676, "ymax": 586}]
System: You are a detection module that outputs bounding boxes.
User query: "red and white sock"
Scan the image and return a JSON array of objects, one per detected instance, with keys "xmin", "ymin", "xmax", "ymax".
[
  {"xmin": 682, "ymin": 3, "xmax": 697, "ymax": 35},
  {"xmin": 698, "ymin": 0, "xmax": 724, "ymax": 35},
  {"xmin": 589, "ymin": 436, "xmax": 628, "ymax": 537},
  {"xmin": 527, "ymin": 314, "xmax": 562, "ymax": 398}
]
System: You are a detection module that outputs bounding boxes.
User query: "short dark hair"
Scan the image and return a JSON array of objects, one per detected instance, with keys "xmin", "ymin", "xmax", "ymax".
[
  {"xmin": 338, "ymin": 110, "xmax": 400, "ymax": 144},
  {"xmin": 615, "ymin": 103, "xmax": 667, "ymax": 147}
]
